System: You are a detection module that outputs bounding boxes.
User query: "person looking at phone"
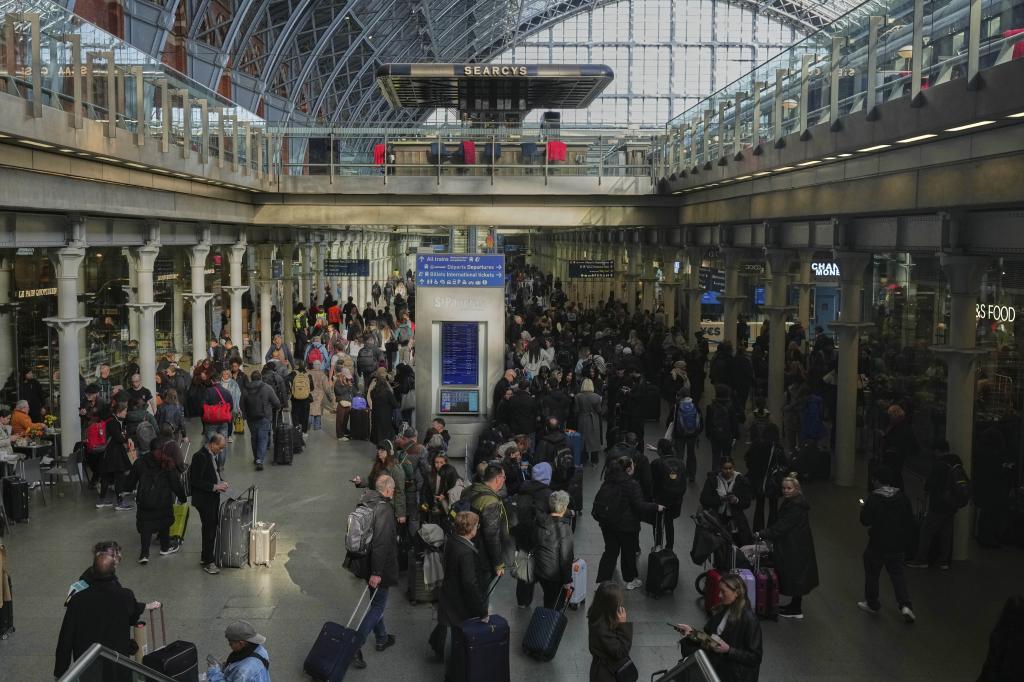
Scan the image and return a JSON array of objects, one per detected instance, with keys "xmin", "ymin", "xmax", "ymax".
[
  {"xmin": 206, "ymin": 620, "xmax": 270, "ymax": 682},
  {"xmin": 672, "ymin": 572, "xmax": 763, "ymax": 681},
  {"xmin": 588, "ymin": 582, "xmax": 636, "ymax": 682}
]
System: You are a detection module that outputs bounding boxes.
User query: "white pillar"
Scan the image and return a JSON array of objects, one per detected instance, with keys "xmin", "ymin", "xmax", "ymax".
[
  {"xmin": 124, "ymin": 250, "xmax": 139, "ymax": 343},
  {"xmin": 281, "ymin": 245, "xmax": 295, "ymax": 345},
  {"xmin": 125, "ymin": 241, "xmax": 164, "ymax": 400},
  {"xmin": 185, "ymin": 241, "xmax": 213, "ymax": 368},
  {"xmin": 43, "ymin": 242, "xmax": 91, "ymax": 457},
  {"xmin": 257, "ymin": 246, "xmax": 273, "ymax": 362},
  {"xmin": 298, "ymin": 241, "xmax": 310, "ymax": 308},
  {"xmin": 721, "ymin": 248, "xmax": 744, "ymax": 349},
  {"xmin": 315, "ymin": 242, "xmax": 326, "ymax": 305},
  {"xmin": 685, "ymin": 246, "xmax": 703, "ymax": 341},
  {"xmin": 224, "ymin": 238, "xmax": 249, "ymax": 358},
  {"xmin": 662, "ymin": 249, "xmax": 679, "ymax": 328},
  {"xmin": 0, "ymin": 257, "xmax": 13, "ymax": 391},
  {"xmin": 797, "ymin": 251, "xmax": 813, "ymax": 346},
  {"xmin": 764, "ymin": 249, "xmax": 794, "ymax": 428},
  {"xmin": 172, "ymin": 250, "xmax": 185, "ymax": 354}
]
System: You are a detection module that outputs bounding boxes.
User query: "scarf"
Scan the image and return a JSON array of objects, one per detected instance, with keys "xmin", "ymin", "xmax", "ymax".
[{"xmin": 716, "ymin": 474, "xmax": 737, "ymax": 518}]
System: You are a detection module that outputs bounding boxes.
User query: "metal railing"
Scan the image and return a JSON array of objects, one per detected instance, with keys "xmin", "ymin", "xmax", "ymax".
[
  {"xmin": 658, "ymin": 0, "xmax": 1024, "ymax": 178},
  {"xmin": 57, "ymin": 643, "xmax": 177, "ymax": 681},
  {"xmin": 651, "ymin": 651, "xmax": 723, "ymax": 682}
]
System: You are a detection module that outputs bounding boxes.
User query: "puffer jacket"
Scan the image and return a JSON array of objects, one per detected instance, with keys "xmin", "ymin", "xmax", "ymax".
[
  {"xmin": 533, "ymin": 514, "xmax": 573, "ymax": 584},
  {"xmin": 241, "ymin": 377, "xmax": 281, "ymax": 421},
  {"xmin": 599, "ymin": 468, "xmax": 657, "ymax": 534},
  {"xmin": 466, "ymin": 482, "xmax": 512, "ymax": 574}
]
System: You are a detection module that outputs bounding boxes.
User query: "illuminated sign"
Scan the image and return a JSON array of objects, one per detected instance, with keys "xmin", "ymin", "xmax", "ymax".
[
  {"xmin": 462, "ymin": 65, "xmax": 528, "ymax": 77},
  {"xmin": 812, "ymin": 262, "xmax": 840, "ymax": 277},
  {"xmin": 17, "ymin": 287, "xmax": 57, "ymax": 298},
  {"xmin": 977, "ymin": 304, "xmax": 1016, "ymax": 322}
]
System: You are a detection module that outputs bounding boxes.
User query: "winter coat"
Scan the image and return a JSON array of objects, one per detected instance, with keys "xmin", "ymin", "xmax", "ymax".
[
  {"xmin": 466, "ymin": 482, "xmax": 512, "ymax": 574},
  {"xmin": 155, "ymin": 403, "xmax": 186, "ymax": 439},
  {"xmin": 188, "ymin": 446, "xmax": 221, "ymax": 506},
  {"xmin": 205, "ymin": 645, "xmax": 270, "ymax": 682},
  {"xmin": 363, "ymin": 490, "xmax": 400, "ymax": 588},
  {"xmin": 706, "ymin": 397, "xmax": 740, "ymax": 444},
  {"xmin": 588, "ymin": 619, "xmax": 633, "ymax": 682},
  {"xmin": 124, "ymin": 453, "xmax": 187, "ymax": 535},
  {"xmin": 977, "ymin": 614, "xmax": 1024, "ymax": 682},
  {"xmin": 860, "ymin": 485, "xmax": 915, "ymax": 554},
  {"xmin": 240, "ymin": 378, "xmax": 281, "ymax": 422},
  {"xmin": 505, "ymin": 391, "xmax": 539, "ymax": 436},
  {"xmin": 512, "ymin": 480, "xmax": 551, "ymax": 548},
  {"xmin": 533, "ymin": 514, "xmax": 573, "ymax": 584},
  {"xmin": 362, "ymin": 462, "xmax": 407, "ymax": 519},
  {"xmin": 542, "ymin": 388, "xmax": 573, "ymax": 425},
  {"xmin": 54, "ymin": 572, "xmax": 146, "ymax": 677},
  {"xmin": 699, "ymin": 473, "xmax": 754, "ymax": 546},
  {"xmin": 700, "ymin": 606, "xmax": 763, "ymax": 682},
  {"xmin": 369, "ymin": 382, "xmax": 399, "ymax": 442},
  {"xmin": 761, "ymin": 495, "xmax": 819, "ymax": 597},
  {"xmin": 309, "ymin": 368, "xmax": 332, "ymax": 417},
  {"xmin": 574, "ymin": 390, "xmax": 605, "ymax": 453},
  {"xmin": 101, "ymin": 416, "xmax": 132, "ymax": 474},
  {"xmin": 438, "ymin": 535, "xmax": 490, "ymax": 627},
  {"xmin": 536, "ymin": 429, "xmax": 569, "ymax": 465},
  {"xmin": 598, "ymin": 468, "xmax": 658, "ymax": 534},
  {"xmin": 426, "ymin": 462, "xmax": 460, "ymax": 508}
]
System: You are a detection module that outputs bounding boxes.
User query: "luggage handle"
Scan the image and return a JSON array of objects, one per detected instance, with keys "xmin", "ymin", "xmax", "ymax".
[
  {"xmin": 653, "ymin": 508, "xmax": 664, "ymax": 551},
  {"xmin": 346, "ymin": 586, "xmax": 378, "ymax": 631},
  {"xmin": 555, "ymin": 585, "xmax": 574, "ymax": 615},
  {"xmin": 146, "ymin": 604, "xmax": 167, "ymax": 653}
]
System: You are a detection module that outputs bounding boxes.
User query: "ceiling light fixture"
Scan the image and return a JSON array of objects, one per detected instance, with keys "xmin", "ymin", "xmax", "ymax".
[
  {"xmin": 838, "ymin": 153, "xmax": 853, "ymax": 157},
  {"xmin": 152, "ymin": 168, "xmax": 170, "ymax": 174},
  {"xmin": 735, "ymin": 175, "xmax": 752, "ymax": 180},
  {"xmin": 1009, "ymin": 111, "xmax": 1024, "ymax": 118},
  {"xmin": 772, "ymin": 166, "xmax": 795, "ymax": 172},
  {"xmin": 797, "ymin": 160, "xmax": 822, "ymax": 166},
  {"xmin": 0, "ymin": 133, "xmax": 10, "ymax": 138},
  {"xmin": 124, "ymin": 162, "xmax": 148, "ymax": 169},
  {"xmin": 753, "ymin": 171, "xmax": 771, "ymax": 177},
  {"xmin": 896, "ymin": 133, "xmax": 938, "ymax": 143},
  {"xmin": 945, "ymin": 120, "xmax": 995, "ymax": 132},
  {"xmin": 96, "ymin": 156, "xmax": 121, "ymax": 162},
  {"xmin": 857, "ymin": 144, "xmax": 891, "ymax": 152},
  {"xmin": 823, "ymin": 156, "xmax": 837, "ymax": 160},
  {"xmin": 19, "ymin": 139, "xmax": 55, "ymax": 149}
]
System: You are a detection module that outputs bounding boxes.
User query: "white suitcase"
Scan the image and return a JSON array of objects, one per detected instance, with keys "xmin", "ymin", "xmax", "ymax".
[{"xmin": 568, "ymin": 558, "xmax": 587, "ymax": 609}]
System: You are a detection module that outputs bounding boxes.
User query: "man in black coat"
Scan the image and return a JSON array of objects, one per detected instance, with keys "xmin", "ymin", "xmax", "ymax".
[
  {"xmin": 504, "ymin": 381, "xmax": 539, "ymax": 439},
  {"xmin": 54, "ymin": 547, "xmax": 160, "ymax": 678},
  {"xmin": 352, "ymin": 475, "xmax": 400, "ymax": 670},
  {"xmin": 188, "ymin": 434, "xmax": 229, "ymax": 574},
  {"xmin": 858, "ymin": 465, "xmax": 916, "ymax": 623}
]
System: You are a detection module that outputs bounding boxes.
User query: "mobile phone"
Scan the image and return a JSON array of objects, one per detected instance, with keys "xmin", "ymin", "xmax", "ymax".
[
  {"xmin": 206, "ymin": 654, "xmax": 219, "ymax": 667},
  {"xmin": 666, "ymin": 622, "xmax": 680, "ymax": 630},
  {"xmin": 858, "ymin": 498, "xmax": 864, "ymax": 505}
]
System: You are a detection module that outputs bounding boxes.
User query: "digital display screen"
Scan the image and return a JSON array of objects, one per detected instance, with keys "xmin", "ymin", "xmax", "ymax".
[
  {"xmin": 441, "ymin": 322, "xmax": 479, "ymax": 386},
  {"xmin": 439, "ymin": 389, "xmax": 480, "ymax": 414},
  {"xmin": 701, "ymin": 290, "xmax": 721, "ymax": 305},
  {"xmin": 754, "ymin": 287, "xmax": 765, "ymax": 306},
  {"xmin": 568, "ymin": 260, "xmax": 614, "ymax": 279}
]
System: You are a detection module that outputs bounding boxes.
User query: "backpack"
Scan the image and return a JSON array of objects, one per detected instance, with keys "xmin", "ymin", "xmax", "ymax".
[
  {"xmin": 307, "ymin": 346, "xmax": 324, "ymax": 366},
  {"xmin": 357, "ymin": 346, "xmax": 376, "ymax": 372},
  {"xmin": 263, "ymin": 371, "xmax": 288, "ymax": 405},
  {"xmin": 659, "ymin": 456, "xmax": 687, "ymax": 498},
  {"xmin": 292, "ymin": 372, "xmax": 311, "ymax": 400},
  {"xmin": 800, "ymin": 395, "xmax": 825, "ymax": 441},
  {"xmin": 352, "ymin": 395, "xmax": 368, "ymax": 410},
  {"xmin": 85, "ymin": 421, "xmax": 107, "ymax": 454},
  {"xmin": 708, "ymin": 401, "xmax": 732, "ymax": 442},
  {"xmin": 674, "ymin": 400, "xmax": 701, "ymax": 437},
  {"xmin": 591, "ymin": 482, "xmax": 622, "ymax": 524},
  {"xmin": 554, "ymin": 448, "xmax": 575, "ymax": 482},
  {"xmin": 133, "ymin": 420, "xmax": 157, "ymax": 454},
  {"xmin": 943, "ymin": 463, "xmax": 971, "ymax": 509},
  {"xmin": 136, "ymin": 470, "xmax": 166, "ymax": 509},
  {"xmin": 345, "ymin": 502, "xmax": 377, "ymax": 555}
]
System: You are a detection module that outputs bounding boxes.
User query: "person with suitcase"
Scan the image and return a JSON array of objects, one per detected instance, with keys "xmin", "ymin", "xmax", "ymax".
[
  {"xmin": 650, "ymin": 438, "xmax": 687, "ymax": 551},
  {"xmin": 593, "ymin": 456, "xmax": 662, "ymax": 590},
  {"xmin": 240, "ymin": 372, "xmax": 281, "ymax": 472},
  {"xmin": 754, "ymin": 474, "xmax": 819, "ymax": 619},
  {"xmin": 531, "ymin": 490, "xmax": 574, "ymax": 610},
  {"xmin": 188, "ymin": 434, "xmax": 230, "ymax": 575},
  {"xmin": 587, "ymin": 582, "xmax": 637, "ymax": 682},
  {"xmin": 206, "ymin": 620, "xmax": 270, "ymax": 682},
  {"xmin": 123, "ymin": 442, "xmax": 187, "ymax": 564}
]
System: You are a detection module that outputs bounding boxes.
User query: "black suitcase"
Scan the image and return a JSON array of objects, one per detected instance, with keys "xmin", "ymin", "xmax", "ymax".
[
  {"xmin": 449, "ymin": 614, "xmax": 510, "ymax": 682},
  {"xmin": 407, "ymin": 550, "xmax": 437, "ymax": 604},
  {"xmin": 0, "ymin": 575, "xmax": 13, "ymax": 640},
  {"xmin": 216, "ymin": 486, "xmax": 255, "ymax": 568},
  {"xmin": 293, "ymin": 424, "xmax": 305, "ymax": 453},
  {"xmin": 522, "ymin": 588, "xmax": 571, "ymax": 661},
  {"xmin": 273, "ymin": 427, "xmax": 294, "ymax": 465},
  {"xmin": 143, "ymin": 641, "xmax": 199, "ymax": 681},
  {"xmin": 349, "ymin": 409, "xmax": 371, "ymax": 441},
  {"xmin": 304, "ymin": 588, "xmax": 375, "ymax": 682},
  {"xmin": 645, "ymin": 512, "xmax": 680, "ymax": 597},
  {"xmin": 2, "ymin": 477, "xmax": 28, "ymax": 522}
]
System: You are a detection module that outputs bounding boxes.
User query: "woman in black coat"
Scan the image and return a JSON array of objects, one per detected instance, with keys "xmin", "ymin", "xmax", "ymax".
[
  {"xmin": 99, "ymin": 405, "xmax": 134, "ymax": 510},
  {"xmin": 699, "ymin": 457, "xmax": 754, "ymax": 547},
  {"xmin": 123, "ymin": 447, "xmax": 187, "ymax": 562},
  {"xmin": 533, "ymin": 490, "xmax": 575, "ymax": 610},
  {"xmin": 368, "ymin": 369, "xmax": 399, "ymax": 443},
  {"xmin": 674, "ymin": 572, "xmax": 763, "ymax": 682},
  {"xmin": 594, "ymin": 456, "xmax": 662, "ymax": 587},
  {"xmin": 757, "ymin": 475, "xmax": 819, "ymax": 619},
  {"xmin": 437, "ymin": 511, "xmax": 490, "ymax": 629},
  {"xmin": 588, "ymin": 582, "xmax": 633, "ymax": 682}
]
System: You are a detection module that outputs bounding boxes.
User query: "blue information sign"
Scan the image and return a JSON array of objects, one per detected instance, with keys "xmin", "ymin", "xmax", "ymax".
[
  {"xmin": 416, "ymin": 254, "xmax": 504, "ymax": 287},
  {"xmin": 441, "ymin": 322, "xmax": 479, "ymax": 385},
  {"xmin": 324, "ymin": 259, "xmax": 370, "ymax": 277}
]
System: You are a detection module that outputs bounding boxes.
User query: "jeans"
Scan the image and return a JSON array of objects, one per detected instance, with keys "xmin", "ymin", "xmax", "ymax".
[
  {"xmin": 355, "ymin": 587, "xmax": 390, "ymax": 649},
  {"xmin": 140, "ymin": 528, "xmax": 170, "ymax": 557},
  {"xmin": 310, "ymin": 415, "xmax": 322, "ymax": 431},
  {"xmin": 204, "ymin": 423, "xmax": 231, "ymax": 468},
  {"xmin": 863, "ymin": 547, "xmax": 912, "ymax": 609},
  {"xmin": 249, "ymin": 417, "xmax": 271, "ymax": 464},
  {"xmin": 597, "ymin": 526, "xmax": 640, "ymax": 583},
  {"xmin": 913, "ymin": 510, "xmax": 955, "ymax": 565},
  {"xmin": 673, "ymin": 436, "xmax": 698, "ymax": 480}
]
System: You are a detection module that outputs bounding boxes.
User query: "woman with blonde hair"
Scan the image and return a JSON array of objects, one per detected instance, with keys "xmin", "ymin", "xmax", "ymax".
[
  {"xmin": 574, "ymin": 378, "xmax": 605, "ymax": 467},
  {"xmin": 755, "ymin": 474, "xmax": 819, "ymax": 619}
]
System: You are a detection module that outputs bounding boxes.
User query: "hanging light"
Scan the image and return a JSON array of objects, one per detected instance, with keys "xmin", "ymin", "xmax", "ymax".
[
  {"xmin": 897, "ymin": 45, "xmax": 913, "ymax": 60},
  {"xmin": 782, "ymin": 98, "xmax": 799, "ymax": 111}
]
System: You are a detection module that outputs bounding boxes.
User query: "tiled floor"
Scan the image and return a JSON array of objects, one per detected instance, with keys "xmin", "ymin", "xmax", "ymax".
[{"xmin": 2, "ymin": 415, "xmax": 1021, "ymax": 681}]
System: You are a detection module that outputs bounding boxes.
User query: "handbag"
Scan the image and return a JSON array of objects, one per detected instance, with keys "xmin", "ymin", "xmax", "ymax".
[
  {"xmin": 612, "ymin": 656, "xmax": 639, "ymax": 682},
  {"xmin": 233, "ymin": 412, "xmax": 245, "ymax": 434},
  {"xmin": 339, "ymin": 400, "xmax": 352, "ymax": 408},
  {"xmin": 510, "ymin": 549, "xmax": 536, "ymax": 584},
  {"xmin": 201, "ymin": 387, "xmax": 232, "ymax": 425}
]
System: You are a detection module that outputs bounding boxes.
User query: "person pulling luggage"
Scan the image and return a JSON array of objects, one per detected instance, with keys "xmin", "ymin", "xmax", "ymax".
[{"xmin": 188, "ymin": 434, "xmax": 230, "ymax": 575}]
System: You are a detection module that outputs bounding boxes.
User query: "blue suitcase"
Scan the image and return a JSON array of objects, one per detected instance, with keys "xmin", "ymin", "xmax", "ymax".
[
  {"xmin": 522, "ymin": 588, "xmax": 571, "ymax": 661},
  {"xmin": 303, "ymin": 588, "xmax": 375, "ymax": 681},
  {"xmin": 565, "ymin": 430, "xmax": 584, "ymax": 467},
  {"xmin": 448, "ymin": 614, "xmax": 510, "ymax": 682}
]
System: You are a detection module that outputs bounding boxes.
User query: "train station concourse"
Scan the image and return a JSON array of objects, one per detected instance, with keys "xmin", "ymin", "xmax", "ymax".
[{"xmin": 1, "ymin": 0, "xmax": 1024, "ymax": 680}]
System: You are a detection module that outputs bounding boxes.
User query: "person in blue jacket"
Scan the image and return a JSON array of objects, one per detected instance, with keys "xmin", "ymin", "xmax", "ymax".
[{"xmin": 207, "ymin": 620, "xmax": 271, "ymax": 682}]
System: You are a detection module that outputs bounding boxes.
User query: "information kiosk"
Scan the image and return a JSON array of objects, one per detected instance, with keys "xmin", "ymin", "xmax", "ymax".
[{"xmin": 414, "ymin": 253, "xmax": 505, "ymax": 459}]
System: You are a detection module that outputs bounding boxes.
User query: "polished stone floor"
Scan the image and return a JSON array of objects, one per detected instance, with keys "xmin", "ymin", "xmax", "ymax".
[{"xmin": 2, "ymin": 414, "xmax": 1020, "ymax": 681}]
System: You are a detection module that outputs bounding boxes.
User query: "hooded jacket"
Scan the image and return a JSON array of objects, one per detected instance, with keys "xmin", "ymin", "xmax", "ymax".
[
  {"xmin": 240, "ymin": 376, "xmax": 281, "ymax": 421},
  {"xmin": 860, "ymin": 485, "xmax": 915, "ymax": 554},
  {"xmin": 762, "ymin": 495, "xmax": 820, "ymax": 597}
]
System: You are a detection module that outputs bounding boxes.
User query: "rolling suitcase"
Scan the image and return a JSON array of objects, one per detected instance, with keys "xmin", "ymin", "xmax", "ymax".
[
  {"xmin": 0, "ymin": 574, "xmax": 13, "ymax": 640},
  {"xmin": 407, "ymin": 550, "xmax": 437, "ymax": 604},
  {"xmin": 273, "ymin": 426, "xmax": 294, "ymax": 465},
  {"xmin": 1, "ymin": 477, "xmax": 28, "ymax": 523},
  {"xmin": 250, "ymin": 522, "xmax": 277, "ymax": 567},
  {"xmin": 644, "ymin": 512, "xmax": 680, "ymax": 597},
  {"xmin": 640, "ymin": 383, "xmax": 661, "ymax": 421},
  {"xmin": 349, "ymin": 409, "xmax": 371, "ymax": 441},
  {"xmin": 568, "ymin": 558, "xmax": 587, "ymax": 610},
  {"xmin": 140, "ymin": 606, "xmax": 199, "ymax": 682},
  {"xmin": 733, "ymin": 568, "xmax": 757, "ymax": 612},
  {"xmin": 293, "ymin": 424, "xmax": 305, "ymax": 453},
  {"xmin": 304, "ymin": 587, "xmax": 376, "ymax": 682},
  {"xmin": 522, "ymin": 588, "xmax": 571, "ymax": 661},
  {"xmin": 564, "ymin": 430, "xmax": 584, "ymax": 467},
  {"xmin": 753, "ymin": 543, "xmax": 779, "ymax": 620},
  {"xmin": 448, "ymin": 614, "xmax": 510, "ymax": 682},
  {"xmin": 216, "ymin": 486, "xmax": 255, "ymax": 568},
  {"xmin": 169, "ymin": 503, "xmax": 189, "ymax": 544}
]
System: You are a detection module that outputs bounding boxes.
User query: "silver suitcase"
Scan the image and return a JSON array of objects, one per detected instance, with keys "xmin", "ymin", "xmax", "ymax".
[{"xmin": 250, "ymin": 521, "xmax": 277, "ymax": 566}]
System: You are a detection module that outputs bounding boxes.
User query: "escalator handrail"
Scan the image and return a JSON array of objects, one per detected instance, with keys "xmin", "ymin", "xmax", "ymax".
[{"xmin": 57, "ymin": 642, "xmax": 178, "ymax": 681}]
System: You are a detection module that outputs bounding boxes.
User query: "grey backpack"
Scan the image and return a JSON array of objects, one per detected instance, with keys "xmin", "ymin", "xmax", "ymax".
[{"xmin": 345, "ymin": 501, "xmax": 376, "ymax": 555}]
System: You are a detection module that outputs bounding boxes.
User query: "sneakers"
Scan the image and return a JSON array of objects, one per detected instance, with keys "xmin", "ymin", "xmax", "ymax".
[
  {"xmin": 341, "ymin": 436, "xmax": 350, "ymax": 442},
  {"xmin": 160, "ymin": 545, "xmax": 181, "ymax": 556},
  {"xmin": 138, "ymin": 555, "xmax": 149, "ymax": 565},
  {"xmin": 375, "ymin": 634, "xmax": 396, "ymax": 652},
  {"xmin": 857, "ymin": 601, "xmax": 880, "ymax": 615},
  {"xmin": 255, "ymin": 462, "xmax": 264, "ymax": 471},
  {"xmin": 95, "ymin": 499, "xmax": 113, "ymax": 509},
  {"xmin": 905, "ymin": 561, "xmax": 929, "ymax": 569},
  {"xmin": 778, "ymin": 606, "xmax": 804, "ymax": 620},
  {"xmin": 203, "ymin": 563, "xmax": 221, "ymax": 575},
  {"xmin": 901, "ymin": 606, "xmax": 916, "ymax": 623},
  {"xmin": 625, "ymin": 578, "xmax": 644, "ymax": 591},
  {"xmin": 351, "ymin": 650, "xmax": 367, "ymax": 669},
  {"xmin": 114, "ymin": 501, "xmax": 134, "ymax": 511}
]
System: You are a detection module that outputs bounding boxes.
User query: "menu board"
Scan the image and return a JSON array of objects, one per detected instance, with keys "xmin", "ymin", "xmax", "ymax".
[
  {"xmin": 441, "ymin": 322, "xmax": 479, "ymax": 386},
  {"xmin": 438, "ymin": 389, "xmax": 480, "ymax": 414}
]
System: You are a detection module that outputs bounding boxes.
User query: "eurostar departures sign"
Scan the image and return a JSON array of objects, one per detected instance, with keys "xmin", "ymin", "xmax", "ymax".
[
  {"xmin": 568, "ymin": 260, "xmax": 614, "ymax": 279},
  {"xmin": 416, "ymin": 254, "xmax": 505, "ymax": 288}
]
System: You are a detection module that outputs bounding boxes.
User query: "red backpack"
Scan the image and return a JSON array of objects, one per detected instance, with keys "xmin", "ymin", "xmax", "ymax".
[{"xmin": 85, "ymin": 421, "xmax": 107, "ymax": 454}]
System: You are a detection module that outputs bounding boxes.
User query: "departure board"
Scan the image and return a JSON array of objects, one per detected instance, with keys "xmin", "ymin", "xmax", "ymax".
[{"xmin": 441, "ymin": 322, "xmax": 479, "ymax": 385}]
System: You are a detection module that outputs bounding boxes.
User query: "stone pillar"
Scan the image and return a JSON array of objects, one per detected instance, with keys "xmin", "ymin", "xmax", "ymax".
[
  {"xmin": 172, "ymin": 250, "xmax": 185, "ymax": 354},
  {"xmin": 641, "ymin": 250, "xmax": 657, "ymax": 313},
  {"xmin": 357, "ymin": 237, "xmax": 369, "ymax": 307},
  {"xmin": 301, "ymin": 243, "xmax": 313, "ymax": 308},
  {"xmin": 0, "ymin": 257, "xmax": 13, "ymax": 391},
  {"xmin": 935, "ymin": 254, "xmax": 988, "ymax": 561},
  {"xmin": 281, "ymin": 245, "xmax": 295, "ymax": 345},
  {"xmin": 662, "ymin": 249, "xmax": 678, "ymax": 328},
  {"xmin": 763, "ymin": 249, "xmax": 794, "ymax": 428},
  {"xmin": 828, "ymin": 252, "xmax": 872, "ymax": 487},
  {"xmin": 315, "ymin": 241, "xmax": 326, "ymax": 305},
  {"xmin": 125, "ymin": 241, "xmax": 164, "ymax": 400},
  {"xmin": 684, "ymin": 246, "xmax": 704, "ymax": 341},
  {"xmin": 721, "ymin": 248, "xmax": 745, "ymax": 349},
  {"xmin": 625, "ymin": 243, "xmax": 640, "ymax": 311},
  {"xmin": 123, "ymin": 250, "xmax": 139, "ymax": 344},
  {"xmin": 43, "ymin": 243, "xmax": 91, "ymax": 457},
  {"xmin": 185, "ymin": 241, "xmax": 213, "ymax": 368},
  {"xmin": 797, "ymin": 251, "xmax": 813, "ymax": 346},
  {"xmin": 224, "ymin": 238, "xmax": 249, "ymax": 358},
  {"xmin": 257, "ymin": 246, "xmax": 273, "ymax": 362}
]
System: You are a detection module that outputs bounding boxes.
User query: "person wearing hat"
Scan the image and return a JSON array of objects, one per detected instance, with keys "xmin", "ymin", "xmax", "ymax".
[{"xmin": 206, "ymin": 620, "xmax": 270, "ymax": 682}]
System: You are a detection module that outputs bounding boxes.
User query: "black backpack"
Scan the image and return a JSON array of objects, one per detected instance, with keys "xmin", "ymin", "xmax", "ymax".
[
  {"xmin": 659, "ymin": 456, "xmax": 687, "ymax": 499},
  {"xmin": 591, "ymin": 482, "xmax": 622, "ymax": 523},
  {"xmin": 708, "ymin": 401, "xmax": 732, "ymax": 442},
  {"xmin": 554, "ymin": 447, "xmax": 575, "ymax": 480}
]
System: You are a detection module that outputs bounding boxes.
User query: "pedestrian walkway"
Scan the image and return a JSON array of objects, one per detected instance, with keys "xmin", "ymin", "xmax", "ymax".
[{"xmin": 1, "ymin": 418, "xmax": 1019, "ymax": 680}]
